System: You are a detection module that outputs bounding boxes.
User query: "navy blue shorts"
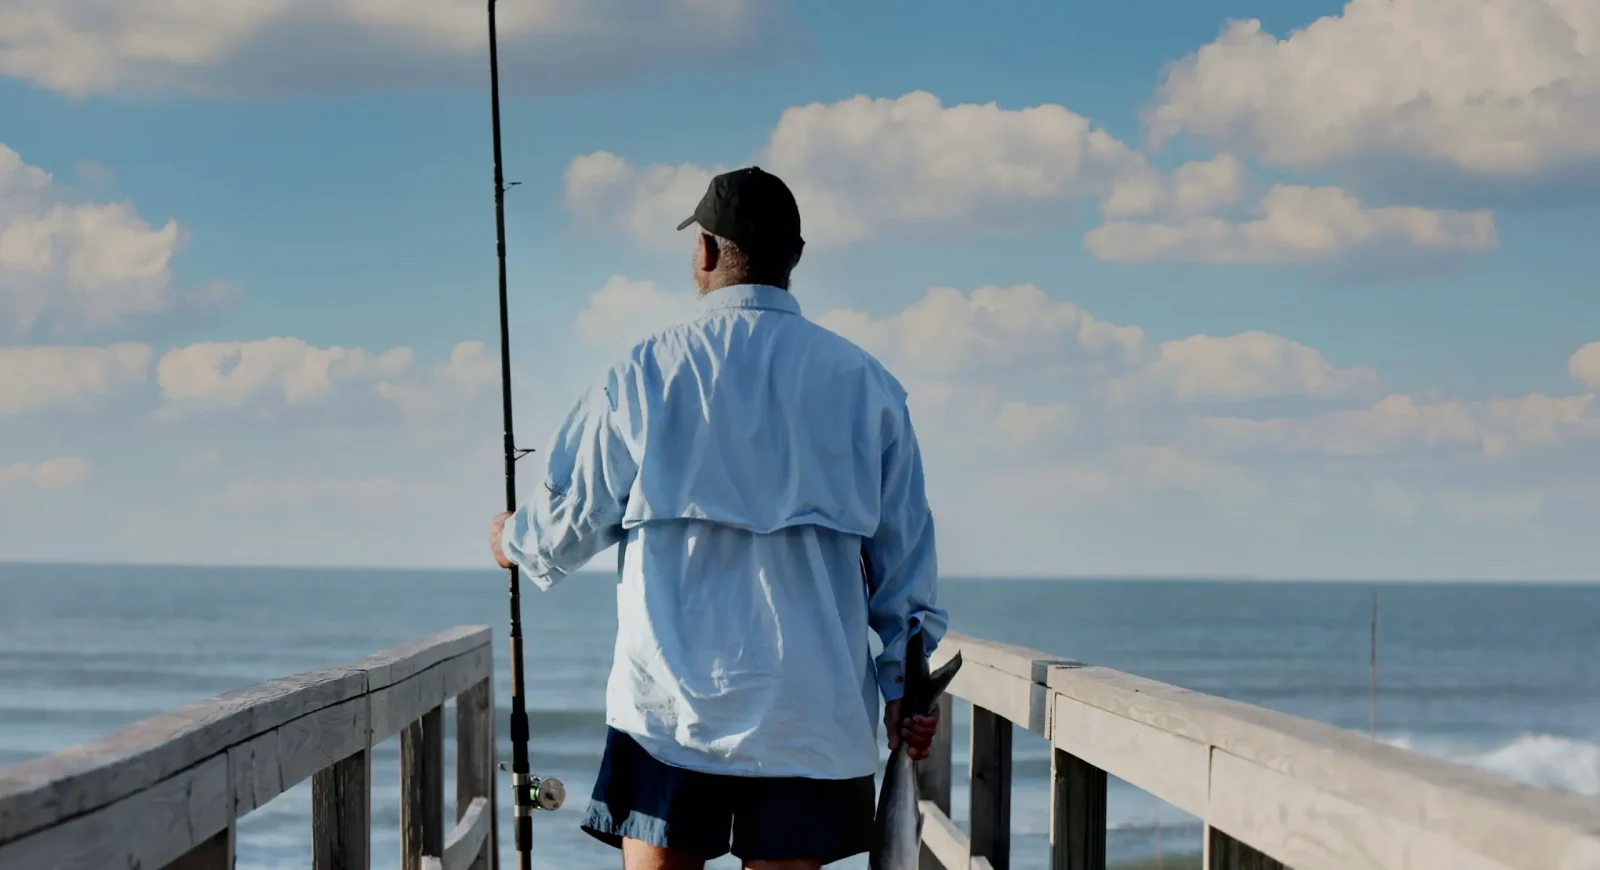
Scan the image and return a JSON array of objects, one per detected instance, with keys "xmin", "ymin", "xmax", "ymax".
[{"xmin": 581, "ymin": 728, "xmax": 876, "ymax": 862}]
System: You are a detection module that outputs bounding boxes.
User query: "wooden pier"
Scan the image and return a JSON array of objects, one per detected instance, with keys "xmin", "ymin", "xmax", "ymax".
[
  {"xmin": 2, "ymin": 626, "xmax": 1598, "ymax": 869},
  {"xmin": 0, "ymin": 627, "xmax": 497, "ymax": 870}
]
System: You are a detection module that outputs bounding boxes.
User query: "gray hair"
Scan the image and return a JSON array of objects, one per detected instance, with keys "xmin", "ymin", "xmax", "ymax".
[{"xmin": 709, "ymin": 233, "xmax": 801, "ymax": 288}]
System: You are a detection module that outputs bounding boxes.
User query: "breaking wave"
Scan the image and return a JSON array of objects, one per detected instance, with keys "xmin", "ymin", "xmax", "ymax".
[{"xmin": 1384, "ymin": 732, "xmax": 1600, "ymax": 797}]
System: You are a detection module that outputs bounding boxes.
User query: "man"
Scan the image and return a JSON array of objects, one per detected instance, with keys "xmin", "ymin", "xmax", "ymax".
[{"xmin": 489, "ymin": 166, "xmax": 945, "ymax": 870}]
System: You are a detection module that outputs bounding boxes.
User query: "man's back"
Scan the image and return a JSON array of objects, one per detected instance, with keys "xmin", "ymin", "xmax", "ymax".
[
  {"xmin": 623, "ymin": 284, "xmax": 906, "ymax": 538},
  {"xmin": 500, "ymin": 283, "xmax": 946, "ymax": 780}
]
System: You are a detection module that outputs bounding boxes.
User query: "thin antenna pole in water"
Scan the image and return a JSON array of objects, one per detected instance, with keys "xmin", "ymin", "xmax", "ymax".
[
  {"xmin": 486, "ymin": 2, "xmax": 536, "ymax": 868},
  {"xmin": 1370, "ymin": 588, "xmax": 1378, "ymax": 739}
]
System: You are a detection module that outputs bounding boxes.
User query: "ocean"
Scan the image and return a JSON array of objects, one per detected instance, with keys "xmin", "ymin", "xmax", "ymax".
[{"xmin": 1, "ymin": 564, "xmax": 1597, "ymax": 869}]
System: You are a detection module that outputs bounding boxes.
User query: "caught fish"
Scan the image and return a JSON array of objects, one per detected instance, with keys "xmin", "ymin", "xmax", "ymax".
[{"xmin": 870, "ymin": 623, "xmax": 962, "ymax": 870}]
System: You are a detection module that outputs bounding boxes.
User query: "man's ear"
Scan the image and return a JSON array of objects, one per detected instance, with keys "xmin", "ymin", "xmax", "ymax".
[{"xmin": 699, "ymin": 233, "xmax": 720, "ymax": 272}]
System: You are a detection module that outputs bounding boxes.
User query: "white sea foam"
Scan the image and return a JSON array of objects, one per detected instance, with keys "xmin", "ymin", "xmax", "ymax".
[{"xmin": 1383, "ymin": 732, "xmax": 1600, "ymax": 797}]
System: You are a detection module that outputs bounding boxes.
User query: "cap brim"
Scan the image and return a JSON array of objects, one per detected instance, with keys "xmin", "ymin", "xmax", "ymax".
[{"xmin": 676, "ymin": 215, "xmax": 697, "ymax": 231}]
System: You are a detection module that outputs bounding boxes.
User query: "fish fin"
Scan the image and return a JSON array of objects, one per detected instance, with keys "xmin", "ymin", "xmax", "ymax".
[{"xmin": 925, "ymin": 650, "xmax": 962, "ymax": 700}]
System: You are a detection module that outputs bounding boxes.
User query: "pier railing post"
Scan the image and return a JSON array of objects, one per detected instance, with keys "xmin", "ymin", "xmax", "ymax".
[
  {"xmin": 402, "ymin": 706, "xmax": 445, "ymax": 870},
  {"xmin": 162, "ymin": 826, "xmax": 235, "ymax": 870},
  {"xmin": 970, "ymin": 705, "xmax": 1013, "ymax": 870},
  {"xmin": 1049, "ymin": 748, "xmax": 1107, "ymax": 870},
  {"xmin": 313, "ymin": 746, "xmax": 372, "ymax": 870},
  {"xmin": 1206, "ymin": 825, "xmax": 1288, "ymax": 870},
  {"xmin": 457, "ymin": 679, "xmax": 496, "ymax": 870}
]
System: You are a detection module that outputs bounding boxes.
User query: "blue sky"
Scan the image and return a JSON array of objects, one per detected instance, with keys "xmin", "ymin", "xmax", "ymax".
[{"xmin": 2, "ymin": 0, "xmax": 1598, "ymax": 579}]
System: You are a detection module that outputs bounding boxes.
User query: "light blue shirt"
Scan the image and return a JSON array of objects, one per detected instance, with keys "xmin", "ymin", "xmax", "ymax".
[{"xmin": 500, "ymin": 283, "xmax": 946, "ymax": 780}]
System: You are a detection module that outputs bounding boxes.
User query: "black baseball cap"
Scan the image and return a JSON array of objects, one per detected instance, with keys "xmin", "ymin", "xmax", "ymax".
[{"xmin": 676, "ymin": 166, "xmax": 804, "ymax": 253}]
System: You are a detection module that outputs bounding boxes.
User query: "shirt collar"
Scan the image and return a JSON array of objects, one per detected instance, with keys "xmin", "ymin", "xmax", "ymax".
[{"xmin": 698, "ymin": 284, "xmax": 802, "ymax": 316}]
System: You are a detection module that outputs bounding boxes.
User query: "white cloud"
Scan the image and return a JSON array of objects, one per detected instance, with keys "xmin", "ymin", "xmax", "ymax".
[
  {"xmin": 374, "ymin": 340, "xmax": 499, "ymax": 421},
  {"xmin": 156, "ymin": 337, "xmax": 413, "ymax": 410},
  {"xmin": 818, "ymin": 283, "xmax": 1373, "ymax": 406},
  {"xmin": 565, "ymin": 155, "xmax": 719, "ymax": 254},
  {"xmin": 905, "ymin": 380, "xmax": 1074, "ymax": 452},
  {"xmin": 1085, "ymin": 184, "xmax": 1497, "ymax": 265},
  {"xmin": 0, "ymin": 144, "xmax": 218, "ymax": 337},
  {"xmin": 1146, "ymin": 2, "xmax": 1600, "ymax": 177},
  {"xmin": 177, "ymin": 449, "xmax": 222, "ymax": 478},
  {"xmin": 985, "ymin": 444, "xmax": 1265, "ymax": 509},
  {"xmin": 1105, "ymin": 331, "xmax": 1381, "ymax": 403},
  {"xmin": 1102, "ymin": 153, "xmax": 1248, "ymax": 219},
  {"xmin": 153, "ymin": 336, "xmax": 510, "ymax": 428},
  {"xmin": 0, "ymin": 0, "xmax": 792, "ymax": 98},
  {"xmin": 1569, "ymin": 341, "xmax": 1600, "ymax": 388},
  {"xmin": 1368, "ymin": 481, "xmax": 1547, "ymax": 528},
  {"xmin": 0, "ymin": 343, "xmax": 151, "ymax": 414},
  {"xmin": 566, "ymin": 91, "xmax": 1143, "ymax": 249},
  {"xmin": 0, "ymin": 457, "xmax": 91, "ymax": 493},
  {"xmin": 817, "ymin": 283, "xmax": 1149, "ymax": 376},
  {"xmin": 1369, "ymin": 481, "xmax": 1425, "ymax": 522},
  {"xmin": 215, "ymin": 476, "xmax": 403, "ymax": 512},
  {"xmin": 992, "ymin": 401, "xmax": 1074, "ymax": 446},
  {"xmin": 575, "ymin": 275, "xmax": 696, "ymax": 350},
  {"xmin": 1206, "ymin": 392, "xmax": 1599, "ymax": 457}
]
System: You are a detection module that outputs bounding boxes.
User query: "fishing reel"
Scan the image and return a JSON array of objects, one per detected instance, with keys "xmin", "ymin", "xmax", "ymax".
[{"xmin": 500, "ymin": 763, "xmax": 566, "ymax": 811}]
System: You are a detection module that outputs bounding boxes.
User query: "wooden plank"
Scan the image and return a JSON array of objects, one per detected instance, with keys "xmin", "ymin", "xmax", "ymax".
[
  {"xmin": 969, "ymin": 705, "xmax": 1012, "ymax": 870},
  {"xmin": 373, "ymin": 647, "xmax": 492, "ymax": 745},
  {"xmin": 231, "ymin": 695, "xmax": 370, "ymax": 816},
  {"xmin": 938, "ymin": 632, "xmax": 1079, "ymax": 683},
  {"xmin": 312, "ymin": 747, "xmax": 371, "ymax": 870},
  {"xmin": 0, "ymin": 625, "xmax": 490, "ymax": 845},
  {"xmin": 1207, "ymin": 826, "xmax": 1287, "ymax": 870},
  {"xmin": 919, "ymin": 800, "xmax": 970, "ymax": 870},
  {"xmin": 374, "ymin": 661, "xmax": 446, "ymax": 746},
  {"xmin": 442, "ymin": 645, "xmax": 492, "ymax": 701},
  {"xmin": 1051, "ymin": 693, "xmax": 1209, "ymax": 817},
  {"xmin": 0, "ymin": 754, "xmax": 230, "ymax": 870},
  {"xmin": 0, "ymin": 665, "xmax": 362, "ymax": 844},
  {"xmin": 456, "ymin": 680, "xmax": 495, "ymax": 870},
  {"xmin": 162, "ymin": 824, "xmax": 235, "ymax": 870},
  {"xmin": 1050, "ymin": 748, "xmax": 1106, "ymax": 870},
  {"xmin": 441, "ymin": 797, "xmax": 491, "ymax": 870},
  {"xmin": 948, "ymin": 661, "xmax": 1049, "ymax": 736},
  {"xmin": 1047, "ymin": 664, "xmax": 1600, "ymax": 870},
  {"xmin": 402, "ymin": 706, "xmax": 446, "ymax": 870},
  {"xmin": 356, "ymin": 626, "xmax": 491, "ymax": 691},
  {"xmin": 1207, "ymin": 749, "xmax": 1526, "ymax": 870}
]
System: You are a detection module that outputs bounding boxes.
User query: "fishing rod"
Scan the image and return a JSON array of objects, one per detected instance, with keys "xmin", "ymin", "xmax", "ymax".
[{"xmin": 486, "ymin": 1, "xmax": 564, "ymax": 868}]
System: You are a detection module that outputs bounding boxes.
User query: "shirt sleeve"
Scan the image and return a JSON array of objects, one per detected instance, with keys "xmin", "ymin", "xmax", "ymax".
[
  {"xmin": 499, "ymin": 369, "xmax": 637, "ymax": 590},
  {"xmin": 863, "ymin": 401, "xmax": 947, "ymax": 704}
]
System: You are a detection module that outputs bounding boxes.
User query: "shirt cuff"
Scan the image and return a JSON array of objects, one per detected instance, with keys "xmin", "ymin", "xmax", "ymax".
[
  {"xmin": 876, "ymin": 658, "xmax": 906, "ymax": 703},
  {"xmin": 499, "ymin": 510, "xmax": 566, "ymax": 590}
]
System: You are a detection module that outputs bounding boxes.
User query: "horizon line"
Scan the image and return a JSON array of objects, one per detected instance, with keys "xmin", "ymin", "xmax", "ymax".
[{"xmin": 2, "ymin": 559, "xmax": 1596, "ymax": 585}]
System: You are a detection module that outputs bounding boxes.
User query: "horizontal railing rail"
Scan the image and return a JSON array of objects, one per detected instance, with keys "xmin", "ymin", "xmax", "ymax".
[
  {"xmin": 7, "ymin": 625, "xmax": 1598, "ymax": 870},
  {"xmin": 917, "ymin": 632, "xmax": 1600, "ymax": 870},
  {"xmin": 0, "ymin": 625, "xmax": 498, "ymax": 870}
]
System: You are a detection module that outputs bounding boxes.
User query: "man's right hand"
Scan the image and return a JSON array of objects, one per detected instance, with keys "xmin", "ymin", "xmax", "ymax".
[
  {"xmin": 883, "ymin": 698, "xmax": 940, "ymax": 760},
  {"xmin": 489, "ymin": 511, "xmax": 514, "ymax": 570}
]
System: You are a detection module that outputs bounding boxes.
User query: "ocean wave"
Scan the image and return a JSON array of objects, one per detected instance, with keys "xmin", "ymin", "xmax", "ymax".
[{"xmin": 1382, "ymin": 732, "xmax": 1600, "ymax": 797}]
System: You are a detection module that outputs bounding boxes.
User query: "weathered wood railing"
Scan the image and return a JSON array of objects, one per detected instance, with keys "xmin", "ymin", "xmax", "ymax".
[
  {"xmin": 0, "ymin": 626, "xmax": 498, "ymax": 870},
  {"xmin": 920, "ymin": 632, "xmax": 1600, "ymax": 870},
  {"xmin": 7, "ymin": 625, "xmax": 1600, "ymax": 870}
]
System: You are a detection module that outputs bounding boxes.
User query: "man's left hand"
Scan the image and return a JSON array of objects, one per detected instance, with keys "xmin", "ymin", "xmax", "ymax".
[{"xmin": 489, "ymin": 511, "xmax": 514, "ymax": 570}]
